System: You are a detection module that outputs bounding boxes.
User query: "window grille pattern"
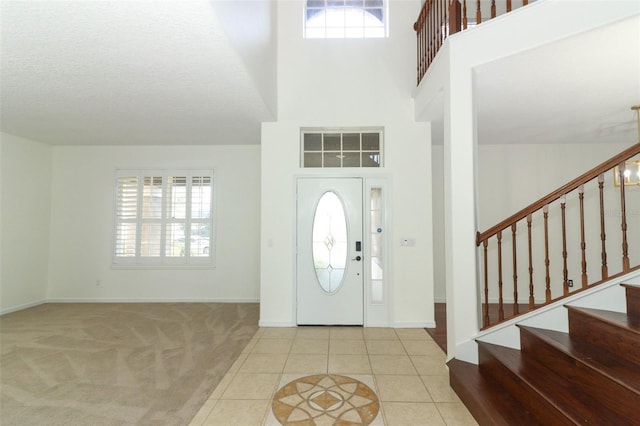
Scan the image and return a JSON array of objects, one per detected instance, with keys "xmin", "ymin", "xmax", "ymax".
[
  {"xmin": 114, "ymin": 169, "xmax": 213, "ymax": 266},
  {"xmin": 304, "ymin": 0, "xmax": 387, "ymax": 38},
  {"xmin": 301, "ymin": 130, "xmax": 382, "ymax": 168}
]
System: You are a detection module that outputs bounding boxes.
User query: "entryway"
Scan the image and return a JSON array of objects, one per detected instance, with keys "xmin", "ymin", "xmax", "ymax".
[{"xmin": 296, "ymin": 177, "xmax": 364, "ymax": 325}]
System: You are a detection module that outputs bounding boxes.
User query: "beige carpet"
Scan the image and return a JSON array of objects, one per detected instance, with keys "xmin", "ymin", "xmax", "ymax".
[{"xmin": 0, "ymin": 302, "xmax": 259, "ymax": 425}]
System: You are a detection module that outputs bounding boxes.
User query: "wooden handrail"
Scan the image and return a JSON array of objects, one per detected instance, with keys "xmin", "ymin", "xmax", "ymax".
[
  {"xmin": 477, "ymin": 144, "xmax": 640, "ymax": 245},
  {"xmin": 478, "ymin": 142, "xmax": 640, "ymax": 329},
  {"xmin": 414, "ymin": 0, "xmax": 531, "ymax": 85},
  {"xmin": 414, "ymin": 0, "xmax": 451, "ymax": 84}
]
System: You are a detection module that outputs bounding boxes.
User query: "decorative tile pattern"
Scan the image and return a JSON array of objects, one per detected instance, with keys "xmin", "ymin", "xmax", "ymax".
[
  {"xmin": 192, "ymin": 327, "xmax": 478, "ymax": 426},
  {"xmin": 271, "ymin": 374, "xmax": 380, "ymax": 425}
]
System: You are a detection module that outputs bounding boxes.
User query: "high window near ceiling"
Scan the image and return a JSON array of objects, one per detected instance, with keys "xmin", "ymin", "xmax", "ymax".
[
  {"xmin": 113, "ymin": 169, "xmax": 214, "ymax": 266},
  {"xmin": 301, "ymin": 129, "xmax": 383, "ymax": 168},
  {"xmin": 304, "ymin": 0, "xmax": 387, "ymax": 39}
]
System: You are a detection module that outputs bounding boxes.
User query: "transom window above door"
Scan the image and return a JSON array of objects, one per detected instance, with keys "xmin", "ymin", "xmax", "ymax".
[
  {"xmin": 304, "ymin": 0, "xmax": 387, "ymax": 39},
  {"xmin": 301, "ymin": 129, "xmax": 383, "ymax": 168}
]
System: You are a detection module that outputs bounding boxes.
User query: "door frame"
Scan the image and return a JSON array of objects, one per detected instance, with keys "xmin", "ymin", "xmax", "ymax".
[{"xmin": 292, "ymin": 174, "xmax": 391, "ymax": 327}]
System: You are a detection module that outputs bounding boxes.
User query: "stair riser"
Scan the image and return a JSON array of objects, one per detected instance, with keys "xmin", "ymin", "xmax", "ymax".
[
  {"xmin": 625, "ymin": 285, "xmax": 640, "ymax": 318},
  {"xmin": 520, "ymin": 329, "xmax": 640, "ymax": 422},
  {"xmin": 568, "ymin": 310, "xmax": 640, "ymax": 368},
  {"xmin": 449, "ymin": 369, "xmax": 512, "ymax": 426},
  {"xmin": 478, "ymin": 345, "xmax": 574, "ymax": 425}
]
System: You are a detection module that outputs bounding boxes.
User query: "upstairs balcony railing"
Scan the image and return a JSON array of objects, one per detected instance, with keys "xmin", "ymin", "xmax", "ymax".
[
  {"xmin": 414, "ymin": 0, "xmax": 531, "ymax": 84},
  {"xmin": 476, "ymin": 142, "xmax": 640, "ymax": 329}
]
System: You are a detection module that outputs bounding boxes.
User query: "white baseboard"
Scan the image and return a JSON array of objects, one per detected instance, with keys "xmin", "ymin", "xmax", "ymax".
[
  {"xmin": 392, "ymin": 321, "xmax": 436, "ymax": 328},
  {"xmin": 365, "ymin": 321, "xmax": 391, "ymax": 327},
  {"xmin": 1, "ymin": 298, "xmax": 259, "ymax": 315},
  {"xmin": 258, "ymin": 320, "xmax": 296, "ymax": 327},
  {"xmin": 46, "ymin": 298, "xmax": 260, "ymax": 303},
  {"xmin": 0, "ymin": 299, "xmax": 46, "ymax": 316}
]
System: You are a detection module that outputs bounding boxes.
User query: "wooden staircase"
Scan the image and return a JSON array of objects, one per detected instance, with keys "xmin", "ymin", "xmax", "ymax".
[{"xmin": 448, "ymin": 283, "xmax": 640, "ymax": 425}]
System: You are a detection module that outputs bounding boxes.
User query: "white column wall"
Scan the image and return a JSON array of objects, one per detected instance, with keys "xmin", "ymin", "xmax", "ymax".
[
  {"xmin": 444, "ymin": 56, "xmax": 480, "ymax": 361},
  {"xmin": 47, "ymin": 145, "xmax": 261, "ymax": 302},
  {"xmin": 1, "ymin": 133, "xmax": 52, "ymax": 313},
  {"xmin": 259, "ymin": 0, "xmax": 434, "ymax": 327}
]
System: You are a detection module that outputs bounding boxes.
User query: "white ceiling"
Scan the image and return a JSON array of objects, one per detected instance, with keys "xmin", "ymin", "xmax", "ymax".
[
  {"xmin": 0, "ymin": 0, "xmax": 276, "ymax": 146},
  {"xmin": 1, "ymin": 2, "xmax": 638, "ymax": 148},
  {"xmin": 475, "ymin": 13, "xmax": 640, "ymax": 146},
  {"xmin": 421, "ymin": 13, "xmax": 640, "ymax": 146}
]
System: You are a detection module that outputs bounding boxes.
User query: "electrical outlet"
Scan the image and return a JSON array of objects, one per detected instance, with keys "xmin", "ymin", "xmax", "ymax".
[{"xmin": 567, "ymin": 279, "xmax": 573, "ymax": 287}]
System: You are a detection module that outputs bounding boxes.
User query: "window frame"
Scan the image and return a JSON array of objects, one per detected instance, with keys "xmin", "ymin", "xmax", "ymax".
[
  {"xmin": 112, "ymin": 168, "xmax": 215, "ymax": 268},
  {"xmin": 300, "ymin": 128, "xmax": 384, "ymax": 168},
  {"xmin": 303, "ymin": 0, "xmax": 388, "ymax": 39}
]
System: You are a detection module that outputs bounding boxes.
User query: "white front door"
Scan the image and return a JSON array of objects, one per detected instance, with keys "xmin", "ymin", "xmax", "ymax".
[{"xmin": 297, "ymin": 178, "xmax": 364, "ymax": 325}]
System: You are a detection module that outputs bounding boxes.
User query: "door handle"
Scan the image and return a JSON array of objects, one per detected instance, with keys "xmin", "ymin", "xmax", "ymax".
[{"xmin": 352, "ymin": 256, "xmax": 362, "ymax": 261}]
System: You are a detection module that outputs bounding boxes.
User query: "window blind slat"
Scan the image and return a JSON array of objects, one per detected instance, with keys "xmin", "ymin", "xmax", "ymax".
[
  {"xmin": 142, "ymin": 176, "xmax": 163, "ymax": 219},
  {"xmin": 167, "ymin": 176, "xmax": 187, "ymax": 219},
  {"xmin": 116, "ymin": 176, "xmax": 138, "ymax": 219}
]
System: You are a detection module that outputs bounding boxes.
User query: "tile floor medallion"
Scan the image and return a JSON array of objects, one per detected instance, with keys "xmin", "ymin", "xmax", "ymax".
[{"xmin": 271, "ymin": 374, "xmax": 380, "ymax": 425}]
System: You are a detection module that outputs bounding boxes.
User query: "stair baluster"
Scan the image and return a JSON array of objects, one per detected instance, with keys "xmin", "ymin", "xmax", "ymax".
[
  {"xmin": 579, "ymin": 185, "xmax": 588, "ymax": 288},
  {"xmin": 561, "ymin": 195, "xmax": 569, "ymax": 296},
  {"xmin": 598, "ymin": 173, "xmax": 608, "ymax": 280},
  {"xmin": 527, "ymin": 214, "xmax": 534, "ymax": 309},
  {"xmin": 544, "ymin": 204, "xmax": 551, "ymax": 302},
  {"xmin": 618, "ymin": 161, "xmax": 630, "ymax": 272},
  {"xmin": 512, "ymin": 223, "xmax": 519, "ymax": 315},
  {"xmin": 497, "ymin": 230, "xmax": 504, "ymax": 321}
]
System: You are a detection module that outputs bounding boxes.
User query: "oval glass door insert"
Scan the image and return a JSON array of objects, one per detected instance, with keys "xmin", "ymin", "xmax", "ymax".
[{"xmin": 312, "ymin": 191, "xmax": 348, "ymax": 293}]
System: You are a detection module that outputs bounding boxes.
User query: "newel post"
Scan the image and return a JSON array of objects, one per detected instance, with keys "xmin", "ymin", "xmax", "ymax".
[{"xmin": 449, "ymin": 0, "xmax": 462, "ymax": 35}]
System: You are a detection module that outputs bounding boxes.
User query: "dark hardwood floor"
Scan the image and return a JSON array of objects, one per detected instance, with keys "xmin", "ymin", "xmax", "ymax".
[{"xmin": 426, "ymin": 303, "xmax": 447, "ymax": 353}]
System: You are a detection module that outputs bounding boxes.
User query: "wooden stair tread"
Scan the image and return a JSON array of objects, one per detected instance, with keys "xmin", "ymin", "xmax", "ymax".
[
  {"xmin": 447, "ymin": 358, "xmax": 546, "ymax": 426},
  {"xmin": 478, "ymin": 341, "xmax": 626, "ymax": 424},
  {"xmin": 566, "ymin": 306, "xmax": 640, "ymax": 333},
  {"xmin": 621, "ymin": 283, "xmax": 640, "ymax": 293},
  {"xmin": 449, "ymin": 282, "xmax": 640, "ymax": 425},
  {"xmin": 518, "ymin": 325, "xmax": 640, "ymax": 393}
]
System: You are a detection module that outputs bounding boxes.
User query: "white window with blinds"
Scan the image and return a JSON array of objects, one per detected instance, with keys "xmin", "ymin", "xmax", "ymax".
[{"xmin": 113, "ymin": 169, "xmax": 214, "ymax": 266}]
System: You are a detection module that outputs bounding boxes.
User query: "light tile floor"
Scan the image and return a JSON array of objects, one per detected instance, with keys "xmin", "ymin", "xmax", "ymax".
[{"xmin": 189, "ymin": 327, "xmax": 478, "ymax": 426}]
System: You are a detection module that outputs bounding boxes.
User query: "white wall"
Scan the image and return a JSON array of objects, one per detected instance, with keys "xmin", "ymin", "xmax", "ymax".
[
  {"xmin": 47, "ymin": 145, "xmax": 261, "ymax": 302},
  {"xmin": 1, "ymin": 133, "xmax": 52, "ymax": 313},
  {"xmin": 431, "ymin": 145, "xmax": 445, "ymax": 302},
  {"xmin": 260, "ymin": 0, "xmax": 434, "ymax": 327},
  {"xmin": 477, "ymin": 142, "xmax": 634, "ymax": 231}
]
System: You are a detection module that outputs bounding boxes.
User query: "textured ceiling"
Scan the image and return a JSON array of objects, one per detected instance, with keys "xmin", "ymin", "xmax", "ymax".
[
  {"xmin": 423, "ymin": 13, "xmax": 640, "ymax": 147},
  {"xmin": 2, "ymin": 2, "xmax": 638, "ymax": 148},
  {"xmin": 475, "ymin": 14, "xmax": 640, "ymax": 146},
  {"xmin": 0, "ymin": 0, "xmax": 276, "ymax": 145}
]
